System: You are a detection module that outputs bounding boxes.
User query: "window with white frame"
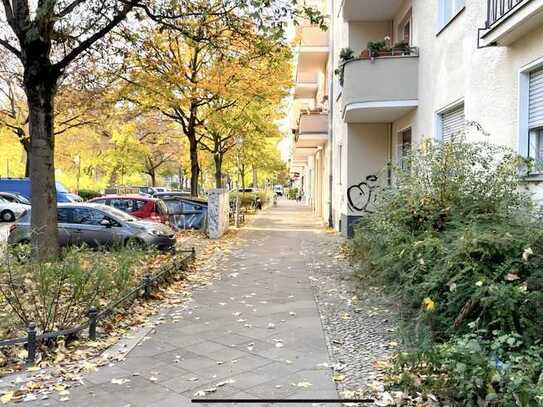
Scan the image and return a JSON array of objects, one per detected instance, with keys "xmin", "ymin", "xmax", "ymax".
[
  {"xmin": 398, "ymin": 11, "xmax": 412, "ymax": 45},
  {"xmin": 438, "ymin": 103, "xmax": 465, "ymax": 142},
  {"xmin": 528, "ymin": 67, "xmax": 543, "ymax": 160},
  {"xmin": 437, "ymin": 0, "xmax": 465, "ymax": 32}
]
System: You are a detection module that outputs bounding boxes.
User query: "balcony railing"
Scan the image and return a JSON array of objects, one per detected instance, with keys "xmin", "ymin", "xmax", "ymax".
[{"xmin": 486, "ymin": 0, "xmax": 530, "ymax": 28}]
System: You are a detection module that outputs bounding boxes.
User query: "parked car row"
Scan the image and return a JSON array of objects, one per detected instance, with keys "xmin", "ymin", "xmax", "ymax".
[
  {"xmin": 0, "ymin": 177, "xmax": 207, "ymax": 251},
  {"xmin": 0, "ymin": 178, "xmax": 82, "ymax": 203},
  {"xmin": 8, "ymin": 203, "xmax": 177, "ymax": 251}
]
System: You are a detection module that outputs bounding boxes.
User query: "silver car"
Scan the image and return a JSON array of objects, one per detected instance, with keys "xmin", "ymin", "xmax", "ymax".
[
  {"xmin": 8, "ymin": 203, "xmax": 176, "ymax": 251},
  {"xmin": 0, "ymin": 196, "xmax": 30, "ymax": 222}
]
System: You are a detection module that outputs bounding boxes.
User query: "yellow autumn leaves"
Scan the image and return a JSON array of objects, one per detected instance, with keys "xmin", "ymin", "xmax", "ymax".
[{"xmin": 422, "ymin": 297, "xmax": 436, "ymax": 312}]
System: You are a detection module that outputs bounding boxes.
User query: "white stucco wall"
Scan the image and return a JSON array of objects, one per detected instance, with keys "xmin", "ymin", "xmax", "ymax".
[
  {"xmin": 391, "ymin": 0, "xmax": 543, "ymax": 152},
  {"xmin": 329, "ymin": 0, "xmax": 543, "ymax": 234},
  {"xmin": 346, "ymin": 124, "xmax": 390, "ymax": 215},
  {"xmin": 348, "ymin": 21, "xmax": 391, "ymax": 54}
]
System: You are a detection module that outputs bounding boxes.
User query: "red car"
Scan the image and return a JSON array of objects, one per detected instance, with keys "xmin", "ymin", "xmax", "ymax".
[{"xmin": 88, "ymin": 195, "xmax": 169, "ymax": 223}]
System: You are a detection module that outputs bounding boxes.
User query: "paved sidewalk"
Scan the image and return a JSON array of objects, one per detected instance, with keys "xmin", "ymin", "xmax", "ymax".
[{"xmin": 32, "ymin": 201, "xmax": 339, "ymax": 407}]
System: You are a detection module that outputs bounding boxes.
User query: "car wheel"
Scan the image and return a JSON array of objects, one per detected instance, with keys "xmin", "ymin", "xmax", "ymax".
[
  {"xmin": 125, "ymin": 237, "xmax": 146, "ymax": 250},
  {"xmin": 1, "ymin": 210, "xmax": 15, "ymax": 222}
]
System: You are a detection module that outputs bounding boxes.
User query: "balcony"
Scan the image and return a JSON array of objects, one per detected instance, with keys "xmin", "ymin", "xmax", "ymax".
[
  {"xmin": 341, "ymin": 0, "xmax": 403, "ymax": 21},
  {"xmin": 341, "ymin": 51, "xmax": 419, "ymax": 123},
  {"xmin": 479, "ymin": 0, "xmax": 543, "ymax": 46},
  {"xmin": 294, "ymin": 71, "xmax": 319, "ymax": 99},
  {"xmin": 296, "ymin": 112, "xmax": 328, "ymax": 148},
  {"xmin": 297, "ymin": 25, "xmax": 329, "ymax": 72}
]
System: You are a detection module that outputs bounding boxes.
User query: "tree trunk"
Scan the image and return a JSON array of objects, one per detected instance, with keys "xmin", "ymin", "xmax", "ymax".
[
  {"xmin": 25, "ymin": 73, "xmax": 59, "ymax": 260},
  {"xmin": 252, "ymin": 166, "xmax": 257, "ymax": 188},
  {"xmin": 15, "ymin": 128, "xmax": 31, "ymax": 177},
  {"xmin": 214, "ymin": 153, "xmax": 223, "ymax": 188},
  {"xmin": 189, "ymin": 137, "xmax": 199, "ymax": 196},
  {"xmin": 150, "ymin": 169, "xmax": 156, "ymax": 187},
  {"xmin": 240, "ymin": 164, "xmax": 246, "ymax": 191}
]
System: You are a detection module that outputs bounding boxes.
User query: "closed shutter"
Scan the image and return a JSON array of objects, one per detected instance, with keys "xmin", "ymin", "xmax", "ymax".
[
  {"xmin": 529, "ymin": 67, "xmax": 543, "ymax": 129},
  {"xmin": 441, "ymin": 104, "xmax": 465, "ymax": 142}
]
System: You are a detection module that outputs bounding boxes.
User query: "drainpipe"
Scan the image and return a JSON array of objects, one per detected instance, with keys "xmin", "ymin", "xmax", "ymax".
[
  {"xmin": 327, "ymin": 0, "xmax": 335, "ymax": 228},
  {"xmin": 388, "ymin": 123, "xmax": 393, "ymax": 185}
]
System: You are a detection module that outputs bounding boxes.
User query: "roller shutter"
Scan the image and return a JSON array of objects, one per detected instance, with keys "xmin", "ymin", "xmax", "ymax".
[
  {"xmin": 529, "ymin": 67, "xmax": 543, "ymax": 129},
  {"xmin": 441, "ymin": 104, "xmax": 465, "ymax": 142}
]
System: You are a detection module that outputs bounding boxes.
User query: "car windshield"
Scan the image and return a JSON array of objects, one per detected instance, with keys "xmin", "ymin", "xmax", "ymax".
[
  {"xmin": 99, "ymin": 205, "xmax": 139, "ymax": 222},
  {"xmin": 14, "ymin": 194, "xmax": 30, "ymax": 204},
  {"xmin": 0, "ymin": 197, "xmax": 7, "ymax": 203}
]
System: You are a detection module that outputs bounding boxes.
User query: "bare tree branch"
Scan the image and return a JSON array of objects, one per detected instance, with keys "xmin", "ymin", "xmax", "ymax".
[{"xmin": 0, "ymin": 38, "xmax": 21, "ymax": 59}]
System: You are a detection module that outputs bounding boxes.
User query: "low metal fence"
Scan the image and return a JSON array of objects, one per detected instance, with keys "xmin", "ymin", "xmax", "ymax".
[{"xmin": 0, "ymin": 248, "xmax": 196, "ymax": 366}]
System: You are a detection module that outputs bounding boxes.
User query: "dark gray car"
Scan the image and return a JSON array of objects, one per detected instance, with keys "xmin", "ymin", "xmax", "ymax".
[{"xmin": 8, "ymin": 203, "xmax": 176, "ymax": 251}]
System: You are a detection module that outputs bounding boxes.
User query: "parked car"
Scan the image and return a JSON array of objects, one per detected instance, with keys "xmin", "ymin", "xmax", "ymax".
[
  {"xmin": 0, "ymin": 192, "xmax": 31, "ymax": 205},
  {"xmin": 138, "ymin": 186, "xmax": 170, "ymax": 196},
  {"xmin": 0, "ymin": 196, "xmax": 30, "ymax": 222},
  {"xmin": 8, "ymin": 203, "xmax": 176, "ymax": 251},
  {"xmin": 273, "ymin": 185, "xmax": 284, "ymax": 196},
  {"xmin": 162, "ymin": 196, "xmax": 208, "ymax": 230},
  {"xmin": 88, "ymin": 195, "xmax": 169, "ymax": 223},
  {"xmin": 0, "ymin": 178, "xmax": 75, "ymax": 203},
  {"xmin": 154, "ymin": 191, "xmax": 191, "ymax": 199},
  {"xmin": 66, "ymin": 193, "xmax": 84, "ymax": 202}
]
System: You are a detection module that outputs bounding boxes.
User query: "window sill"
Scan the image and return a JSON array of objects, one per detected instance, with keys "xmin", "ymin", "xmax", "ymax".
[
  {"xmin": 520, "ymin": 173, "xmax": 543, "ymax": 183},
  {"xmin": 436, "ymin": 7, "xmax": 466, "ymax": 37}
]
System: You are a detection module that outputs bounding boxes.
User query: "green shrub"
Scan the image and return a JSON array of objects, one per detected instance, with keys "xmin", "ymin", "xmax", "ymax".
[
  {"xmin": 78, "ymin": 189, "xmax": 103, "ymax": 200},
  {"xmin": 0, "ymin": 247, "xmax": 146, "ymax": 335},
  {"xmin": 229, "ymin": 191, "xmax": 271, "ymax": 209},
  {"xmin": 392, "ymin": 332, "xmax": 543, "ymax": 405},
  {"xmin": 350, "ymin": 138, "xmax": 543, "ymax": 404},
  {"xmin": 287, "ymin": 187, "xmax": 299, "ymax": 200}
]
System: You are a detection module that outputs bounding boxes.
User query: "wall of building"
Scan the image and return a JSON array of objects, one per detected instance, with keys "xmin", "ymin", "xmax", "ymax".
[
  {"xmin": 326, "ymin": 0, "xmax": 543, "ymax": 236},
  {"xmin": 348, "ymin": 21, "xmax": 391, "ymax": 53},
  {"xmin": 338, "ymin": 124, "xmax": 390, "ymax": 236},
  {"xmin": 400, "ymin": 0, "xmax": 543, "ymax": 150}
]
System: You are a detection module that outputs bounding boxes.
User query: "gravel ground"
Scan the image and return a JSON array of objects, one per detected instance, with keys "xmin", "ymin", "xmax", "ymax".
[{"xmin": 303, "ymin": 232, "xmax": 400, "ymax": 396}]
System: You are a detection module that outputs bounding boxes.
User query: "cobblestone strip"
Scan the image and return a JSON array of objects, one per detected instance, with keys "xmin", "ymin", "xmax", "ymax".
[{"xmin": 303, "ymin": 234, "xmax": 400, "ymax": 396}]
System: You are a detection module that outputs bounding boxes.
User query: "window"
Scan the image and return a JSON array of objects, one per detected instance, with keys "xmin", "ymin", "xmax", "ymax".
[
  {"xmin": 57, "ymin": 208, "xmax": 72, "ymax": 223},
  {"xmin": 438, "ymin": 0, "xmax": 465, "ymax": 32},
  {"xmin": 529, "ymin": 128, "xmax": 543, "ymax": 160},
  {"xmin": 155, "ymin": 200, "xmax": 168, "ymax": 216},
  {"xmin": 110, "ymin": 198, "xmax": 136, "ymax": 213},
  {"xmin": 438, "ymin": 103, "xmax": 465, "ymax": 142},
  {"xmin": 133, "ymin": 200, "xmax": 146, "ymax": 211},
  {"xmin": 528, "ymin": 67, "xmax": 543, "ymax": 160},
  {"xmin": 72, "ymin": 208, "xmax": 105, "ymax": 225},
  {"xmin": 398, "ymin": 11, "xmax": 412, "ymax": 45}
]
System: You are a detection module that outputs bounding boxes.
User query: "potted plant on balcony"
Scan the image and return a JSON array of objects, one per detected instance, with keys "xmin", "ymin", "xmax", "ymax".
[
  {"xmin": 334, "ymin": 48, "xmax": 355, "ymax": 86},
  {"xmin": 393, "ymin": 41, "xmax": 411, "ymax": 55},
  {"xmin": 367, "ymin": 40, "xmax": 388, "ymax": 60}
]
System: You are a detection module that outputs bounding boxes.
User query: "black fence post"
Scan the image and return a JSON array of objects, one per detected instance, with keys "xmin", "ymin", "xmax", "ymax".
[
  {"xmin": 143, "ymin": 273, "xmax": 152, "ymax": 299},
  {"xmin": 88, "ymin": 306, "xmax": 98, "ymax": 341},
  {"xmin": 191, "ymin": 247, "xmax": 196, "ymax": 258},
  {"xmin": 26, "ymin": 322, "xmax": 36, "ymax": 366}
]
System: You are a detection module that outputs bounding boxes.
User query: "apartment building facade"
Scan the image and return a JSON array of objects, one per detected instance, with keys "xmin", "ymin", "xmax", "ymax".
[
  {"xmin": 289, "ymin": 4, "xmax": 332, "ymax": 222},
  {"xmin": 289, "ymin": 0, "xmax": 543, "ymax": 236}
]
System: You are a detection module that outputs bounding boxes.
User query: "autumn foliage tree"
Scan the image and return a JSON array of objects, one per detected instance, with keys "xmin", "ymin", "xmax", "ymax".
[{"xmin": 0, "ymin": 0, "xmax": 322, "ymax": 258}]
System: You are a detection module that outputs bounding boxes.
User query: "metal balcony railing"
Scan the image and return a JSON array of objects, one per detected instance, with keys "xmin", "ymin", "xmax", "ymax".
[{"xmin": 486, "ymin": 0, "xmax": 531, "ymax": 28}]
